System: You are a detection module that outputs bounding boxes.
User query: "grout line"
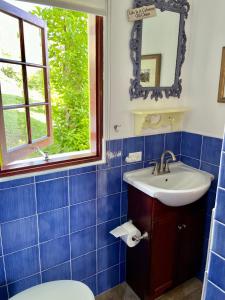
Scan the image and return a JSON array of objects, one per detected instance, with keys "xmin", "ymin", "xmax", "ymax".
[
  {"xmin": 0, "ymin": 215, "xmax": 121, "ymax": 255},
  {"xmin": 218, "ymin": 186, "xmax": 225, "ymax": 193},
  {"xmin": 2, "ymin": 251, "xmax": 119, "ymax": 289},
  {"xmin": 97, "ymin": 263, "xmax": 120, "ymax": 276},
  {"xmin": 180, "ymin": 131, "xmax": 183, "ymax": 157},
  {"xmin": 211, "ymin": 250, "xmax": 225, "ymax": 262},
  {"xmin": 181, "ymin": 154, "xmax": 201, "ymax": 162},
  {"xmin": 34, "ymin": 179, "xmax": 42, "ymax": 283},
  {"xmin": 35, "ymin": 175, "xmax": 69, "ymax": 184},
  {"xmin": 119, "ymin": 189, "xmax": 122, "ymax": 283},
  {"xmin": 3, "ymin": 243, "xmax": 40, "ymax": 257},
  {"xmin": 97, "ymin": 217, "xmax": 121, "ymax": 227},
  {"xmin": 7, "ymin": 259, "xmax": 72, "ymax": 287},
  {"xmin": 67, "ymin": 173, "xmax": 72, "ymax": 280},
  {"xmin": 181, "ymin": 154, "xmax": 220, "ymax": 168},
  {"xmin": 69, "ymin": 170, "xmax": 97, "ymax": 179},
  {"xmin": 7, "ymin": 271, "xmax": 41, "ymax": 287},
  {"xmin": 96, "ymin": 167, "xmax": 99, "ymax": 295},
  {"xmin": 201, "ymin": 160, "xmax": 220, "ymax": 168},
  {"xmin": 2, "ymin": 254, "xmax": 112, "ymax": 290},
  {"xmin": 163, "ymin": 133, "xmax": 166, "ymax": 151},
  {"xmin": 0, "ymin": 170, "xmax": 99, "ymax": 191},
  {"xmin": 0, "ymin": 192, "xmax": 122, "ymax": 227},
  {"xmin": 214, "ymin": 219, "xmax": 225, "ymax": 228},
  {"xmin": 71, "ymin": 249, "xmax": 97, "ymax": 263},
  {"xmin": 81, "ymin": 273, "xmax": 97, "ymax": 283},
  {"xmin": 207, "ymin": 279, "xmax": 225, "ymax": 294},
  {"xmin": 0, "ymin": 214, "xmax": 38, "ymax": 226},
  {"xmin": 199, "ymin": 135, "xmax": 204, "ymax": 170},
  {"xmin": 41, "ymin": 260, "xmax": 70, "ymax": 273},
  {"xmin": 0, "ymin": 183, "xmax": 34, "ymax": 192},
  {"xmin": 0, "ymin": 225, "xmax": 9, "ymax": 298},
  {"xmin": 143, "ymin": 135, "xmax": 146, "ymax": 163}
]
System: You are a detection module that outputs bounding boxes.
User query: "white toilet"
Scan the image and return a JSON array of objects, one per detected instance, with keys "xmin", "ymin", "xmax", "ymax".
[{"xmin": 10, "ymin": 280, "xmax": 95, "ymax": 300}]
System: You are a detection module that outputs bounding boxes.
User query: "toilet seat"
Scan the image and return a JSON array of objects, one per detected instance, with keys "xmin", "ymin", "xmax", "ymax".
[{"xmin": 10, "ymin": 280, "xmax": 95, "ymax": 300}]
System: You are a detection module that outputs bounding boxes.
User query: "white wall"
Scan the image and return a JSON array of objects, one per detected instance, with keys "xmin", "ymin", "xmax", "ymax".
[
  {"xmin": 109, "ymin": 0, "xmax": 185, "ymax": 140},
  {"xmin": 182, "ymin": 0, "xmax": 225, "ymax": 138},
  {"xmin": 108, "ymin": 0, "xmax": 225, "ymax": 140}
]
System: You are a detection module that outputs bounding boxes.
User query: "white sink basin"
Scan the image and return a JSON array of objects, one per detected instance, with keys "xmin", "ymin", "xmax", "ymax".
[{"xmin": 123, "ymin": 162, "xmax": 214, "ymax": 207}]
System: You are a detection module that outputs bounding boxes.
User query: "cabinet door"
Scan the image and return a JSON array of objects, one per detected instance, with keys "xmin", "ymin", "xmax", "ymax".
[
  {"xmin": 150, "ymin": 213, "xmax": 178, "ymax": 298},
  {"xmin": 127, "ymin": 186, "xmax": 154, "ymax": 299},
  {"xmin": 175, "ymin": 208, "xmax": 205, "ymax": 284}
]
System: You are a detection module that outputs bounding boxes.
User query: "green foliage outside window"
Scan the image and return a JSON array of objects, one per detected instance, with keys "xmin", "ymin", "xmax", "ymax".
[{"xmin": 33, "ymin": 7, "xmax": 90, "ymax": 154}]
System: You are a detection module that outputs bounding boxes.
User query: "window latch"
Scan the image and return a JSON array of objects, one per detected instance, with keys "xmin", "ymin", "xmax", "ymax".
[{"xmin": 34, "ymin": 147, "xmax": 49, "ymax": 162}]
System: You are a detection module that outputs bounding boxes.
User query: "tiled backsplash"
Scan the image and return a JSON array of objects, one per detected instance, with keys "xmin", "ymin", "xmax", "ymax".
[
  {"xmin": 205, "ymin": 137, "xmax": 225, "ymax": 299},
  {"xmin": 0, "ymin": 132, "xmax": 222, "ymax": 299},
  {"xmin": 180, "ymin": 132, "xmax": 222, "ymax": 280}
]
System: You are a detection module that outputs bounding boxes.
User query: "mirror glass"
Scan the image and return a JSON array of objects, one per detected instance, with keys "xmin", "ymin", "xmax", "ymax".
[{"xmin": 141, "ymin": 9, "xmax": 180, "ymax": 87}]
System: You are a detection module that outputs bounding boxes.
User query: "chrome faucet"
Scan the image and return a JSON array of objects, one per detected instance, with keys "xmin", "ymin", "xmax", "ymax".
[
  {"xmin": 149, "ymin": 150, "xmax": 176, "ymax": 175},
  {"xmin": 160, "ymin": 150, "xmax": 176, "ymax": 173}
]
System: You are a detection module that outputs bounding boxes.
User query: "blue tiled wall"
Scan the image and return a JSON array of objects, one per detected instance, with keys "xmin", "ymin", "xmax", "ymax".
[
  {"xmin": 180, "ymin": 132, "xmax": 222, "ymax": 280},
  {"xmin": 204, "ymin": 134, "xmax": 225, "ymax": 299},
  {"xmin": 0, "ymin": 131, "xmax": 222, "ymax": 299}
]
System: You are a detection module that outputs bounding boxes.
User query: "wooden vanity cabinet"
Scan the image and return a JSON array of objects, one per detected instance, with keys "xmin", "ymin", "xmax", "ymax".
[{"xmin": 126, "ymin": 185, "xmax": 205, "ymax": 300}]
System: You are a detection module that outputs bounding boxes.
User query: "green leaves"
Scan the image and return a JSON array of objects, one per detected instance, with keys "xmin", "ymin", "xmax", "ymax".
[{"xmin": 32, "ymin": 7, "xmax": 90, "ymax": 154}]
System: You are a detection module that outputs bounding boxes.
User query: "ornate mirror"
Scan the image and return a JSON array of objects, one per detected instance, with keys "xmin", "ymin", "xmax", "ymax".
[{"xmin": 130, "ymin": 0, "xmax": 190, "ymax": 100}]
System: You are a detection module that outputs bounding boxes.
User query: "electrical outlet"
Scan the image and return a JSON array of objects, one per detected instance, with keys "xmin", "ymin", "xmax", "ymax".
[{"xmin": 125, "ymin": 152, "xmax": 142, "ymax": 163}]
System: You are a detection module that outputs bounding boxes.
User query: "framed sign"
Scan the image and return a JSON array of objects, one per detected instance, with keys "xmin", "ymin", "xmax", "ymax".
[
  {"xmin": 140, "ymin": 54, "xmax": 161, "ymax": 87},
  {"xmin": 128, "ymin": 5, "xmax": 156, "ymax": 22},
  {"xmin": 218, "ymin": 47, "xmax": 225, "ymax": 103}
]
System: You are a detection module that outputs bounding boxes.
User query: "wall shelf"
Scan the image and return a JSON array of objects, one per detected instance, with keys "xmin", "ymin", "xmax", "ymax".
[{"xmin": 131, "ymin": 107, "xmax": 190, "ymax": 135}]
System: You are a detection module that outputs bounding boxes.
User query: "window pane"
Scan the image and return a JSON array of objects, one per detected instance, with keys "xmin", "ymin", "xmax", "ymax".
[
  {"xmin": 0, "ymin": 63, "xmax": 25, "ymax": 105},
  {"xmin": 0, "ymin": 12, "xmax": 21, "ymax": 61},
  {"xmin": 24, "ymin": 22, "xmax": 43, "ymax": 65},
  {"xmin": 27, "ymin": 67, "xmax": 45, "ymax": 103},
  {"xmin": 3, "ymin": 108, "xmax": 28, "ymax": 150},
  {"xmin": 30, "ymin": 105, "xmax": 47, "ymax": 141}
]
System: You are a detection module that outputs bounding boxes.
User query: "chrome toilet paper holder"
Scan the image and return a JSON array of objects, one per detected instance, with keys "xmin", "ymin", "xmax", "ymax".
[{"xmin": 132, "ymin": 232, "xmax": 149, "ymax": 242}]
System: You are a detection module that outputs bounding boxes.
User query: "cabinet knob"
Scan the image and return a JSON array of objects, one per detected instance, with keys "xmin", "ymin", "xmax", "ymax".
[{"xmin": 178, "ymin": 225, "xmax": 183, "ymax": 231}]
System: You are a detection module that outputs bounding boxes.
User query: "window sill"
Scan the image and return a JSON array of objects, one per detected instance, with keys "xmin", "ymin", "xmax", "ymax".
[{"xmin": 0, "ymin": 149, "xmax": 104, "ymax": 179}]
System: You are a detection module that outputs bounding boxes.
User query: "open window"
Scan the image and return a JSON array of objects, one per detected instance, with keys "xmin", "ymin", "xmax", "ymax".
[
  {"xmin": 0, "ymin": 1, "xmax": 52, "ymax": 165},
  {"xmin": 0, "ymin": 0, "xmax": 103, "ymax": 177}
]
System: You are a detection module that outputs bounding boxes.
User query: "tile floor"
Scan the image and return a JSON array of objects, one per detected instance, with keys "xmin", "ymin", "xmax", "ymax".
[{"xmin": 96, "ymin": 278, "xmax": 202, "ymax": 300}]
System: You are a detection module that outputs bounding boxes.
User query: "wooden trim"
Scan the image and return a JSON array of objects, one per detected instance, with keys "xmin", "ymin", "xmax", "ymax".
[
  {"xmin": 96, "ymin": 16, "xmax": 104, "ymax": 156},
  {"xmin": 0, "ymin": 152, "xmax": 102, "ymax": 178},
  {"xmin": 0, "ymin": 15, "xmax": 104, "ymax": 177},
  {"xmin": 0, "ymin": 0, "xmax": 45, "ymax": 27},
  {"xmin": 3, "ymin": 103, "xmax": 49, "ymax": 110},
  {"xmin": 42, "ymin": 23, "xmax": 53, "ymax": 138},
  {"xmin": 0, "ymin": 85, "xmax": 7, "ymax": 169},
  {"xmin": 89, "ymin": 15, "xmax": 97, "ymax": 153},
  {"xmin": 0, "ymin": 2, "xmax": 53, "ymax": 165},
  {"xmin": 19, "ymin": 19, "xmax": 32, "ymax": 143},
  {"xmin": 218, "ymin": 47, "xmax": 225, "ymax": 103},
  {"xmin": 0, "ymin": 58, "xmax": 47, "ymax": 69}
]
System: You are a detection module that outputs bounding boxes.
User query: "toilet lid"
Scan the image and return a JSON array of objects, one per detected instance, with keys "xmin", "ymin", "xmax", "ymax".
[{"xmin": 10, "ymin": 280, "xmax": 95, "ymax": 300}]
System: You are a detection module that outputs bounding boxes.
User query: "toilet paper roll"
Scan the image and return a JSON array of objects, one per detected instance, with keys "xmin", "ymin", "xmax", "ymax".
[{"xmin": 110, "ymin": 221, "xmax": 142, "ymax": 248}]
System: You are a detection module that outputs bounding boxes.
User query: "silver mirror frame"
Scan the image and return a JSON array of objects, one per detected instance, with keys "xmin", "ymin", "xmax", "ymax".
[{"xmin": 129, "ymin": 0, "xmax": 190, "ymax": 100}]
